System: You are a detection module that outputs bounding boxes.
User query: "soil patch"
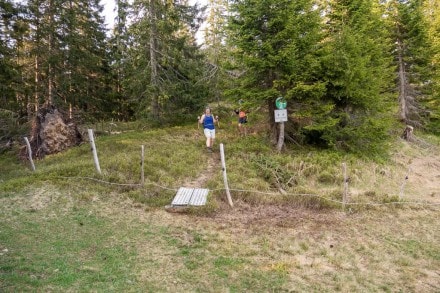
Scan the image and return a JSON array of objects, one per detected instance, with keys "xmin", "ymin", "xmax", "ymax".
[{"xmin": 183, "ymin": 151, "xmax": 220, "ymax": 188}]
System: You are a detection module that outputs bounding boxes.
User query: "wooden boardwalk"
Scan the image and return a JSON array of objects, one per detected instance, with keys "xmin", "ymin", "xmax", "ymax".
[{"xmin": 171, "ymin": 187, "xmax": 209, "ymax": 206}]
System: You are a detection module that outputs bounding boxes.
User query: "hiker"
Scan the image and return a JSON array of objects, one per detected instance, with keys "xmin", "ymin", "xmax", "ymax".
[
  {"xmin": 198, "ymin": 107, "xmax": 218, "ymax": 152},
  {"xmin": 235, "ymin": 109, "xmax": 247, "ymax": 136}
]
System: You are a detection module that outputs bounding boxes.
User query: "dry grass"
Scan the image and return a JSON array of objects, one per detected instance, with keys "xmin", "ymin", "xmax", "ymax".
[
  {"xmin": 1, "ymin": 123, "xmax": 439, "ymax": 291},
  {"xmin": 1, "ymin": 182, "xmax": 438, "ymax": 291}
]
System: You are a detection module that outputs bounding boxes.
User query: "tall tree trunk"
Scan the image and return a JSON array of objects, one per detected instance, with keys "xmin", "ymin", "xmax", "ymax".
[
  {"xmin": 149, "ymin": 0, "xmax": 160, "ymax": 120},
  {"xmin": 32, "ymin": 55, "xmax": 39, "ymax": 119},
  {"xmin": 397, "ymin": 37, "xmax": 407, "ymax": 122},
  {"xmin": 47, "ymin": 0, "xmax": 54, "ymax": 106},
  {"xmin": 266, "ymin": 68, "xmax": 279, "ymax": 146},
  {"xmin": 268, "ymin": 97, "xmax": 277, "ymax": 145}
]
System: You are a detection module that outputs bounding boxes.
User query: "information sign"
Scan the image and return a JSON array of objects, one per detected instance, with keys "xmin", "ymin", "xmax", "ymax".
[
  {"xmin": 275, "ymin": 97, "xmax": 287, "ymax": 110},
  {"xmin": 274, "ymin": 109, "xmax": 288, "ymax": 122}
]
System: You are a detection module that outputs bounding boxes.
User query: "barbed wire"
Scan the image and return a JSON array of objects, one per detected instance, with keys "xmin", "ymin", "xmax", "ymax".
[{"xmin": 58, "ymin": 176, "xmax": 440, "ymax": 208}]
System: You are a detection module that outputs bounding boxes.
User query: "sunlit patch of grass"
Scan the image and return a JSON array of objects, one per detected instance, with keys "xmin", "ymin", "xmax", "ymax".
[
  {"xmin": 267, "ymin": 261, "xmax": 292, "ymax": 275},
  {"xmin": 299, "ymin": 242, "xmax": 309, "ymax": 252},
  {"xmin": 0, "ymin": 205, "xmax": 138, "ymax": 291}
]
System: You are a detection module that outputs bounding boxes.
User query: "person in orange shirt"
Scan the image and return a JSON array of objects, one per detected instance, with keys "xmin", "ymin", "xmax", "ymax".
[{"xmin": 234, "ymin": 108, "xmax": 247, "ymax": 136}]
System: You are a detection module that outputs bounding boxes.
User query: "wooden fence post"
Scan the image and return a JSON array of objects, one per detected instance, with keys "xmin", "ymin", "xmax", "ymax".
[
  {"xmin": 220, "ymin": 143, "xmax": 233, "ymax": 207},
  {"xmin": 399, "ymin": 167, "xmax": 411, "ymax": 199},
  {"xmin": 342, "ymin": 162, "xmax": 348, "ymax": 209},
  {"xmin": 141, "ymin": 145, "xmax": 145, "ymax": 186},
  {"xmin": 88, "ymin": 129, "xmax": 101, "ymax": 174},
  {"xmin": 23, "ymin": 137, "xmax": 36, "ymax": 171}
]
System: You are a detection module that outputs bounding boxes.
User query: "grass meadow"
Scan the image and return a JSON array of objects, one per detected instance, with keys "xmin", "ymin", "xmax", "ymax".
[{"xmin": 1, "ymin": 118, "xmax": 439, "ymax": 292}]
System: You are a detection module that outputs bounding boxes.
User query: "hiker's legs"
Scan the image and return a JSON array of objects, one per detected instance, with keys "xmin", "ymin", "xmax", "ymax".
[
  {"xmin": 204, "ymin": 129, "xmax": 210, "ymax": 147},
  {"xmin": 209, "ymin": 130, "xmax": 216, "ymax": 148},
  {"xmin": 238, "ymin": 117, "xmax": 247, "ymax": 136},
  {"xmin": 204, "ymin": 129, "xmax": 215, "ymax": 148},
  {"xmin": 238, "ymin": 123, "xmax": 246, "ymax": 136}
]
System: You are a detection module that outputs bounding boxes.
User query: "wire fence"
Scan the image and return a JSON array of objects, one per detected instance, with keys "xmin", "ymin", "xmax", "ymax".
[
  {"xmin": 57, "ymin": 175, "xmax": 440, "ymax": 208},
  {"xmin": 26, "ymin": 129, "xmax": 440, "ymax": 210}
]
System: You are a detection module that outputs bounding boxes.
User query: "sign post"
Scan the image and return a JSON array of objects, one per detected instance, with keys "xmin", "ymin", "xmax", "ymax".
[{"xmin": 274, "ymin": 97, "xmax": 287, "ymax": 152}]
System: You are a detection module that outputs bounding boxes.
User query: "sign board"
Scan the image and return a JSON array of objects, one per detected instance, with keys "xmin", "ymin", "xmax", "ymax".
[
  {"xmin": 275, "ymin": 97, "xmax": 287, "ymax": 110},
  {"xmin": 274, "ymin": 109, "xmax": 288, "ymax": 122}
]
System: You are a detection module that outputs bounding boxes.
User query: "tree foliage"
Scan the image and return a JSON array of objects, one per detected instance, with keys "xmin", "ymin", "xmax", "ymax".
[
  {"xmin": 386, "ymin": 0, "xmax": 436, "ymax": 129},
  {"xmin": 315, "ymin": 0, "xmax": 395, "ymax": 152},
  {"xmin": 227, "ymin": 0, "xmax": 395, "ymax": 153},
  {"xmin": 1, "ymin": 0, "xmax": 438, "ymax": 151},
  {"xmin": 228, "ymin": 0, "xmax": 323, "ymax": 147},
  {"xmin": 0, "ymin": 0, "xmax": 25, "ymax": 112},
  {"xmin": 124, "ymin": 0, "xmax": 208, "ymax": 124}
]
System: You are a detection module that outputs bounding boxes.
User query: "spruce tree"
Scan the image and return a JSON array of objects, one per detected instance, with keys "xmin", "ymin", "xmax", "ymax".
[
  {"xmin": 23, "ymin": 0, "xmax": 110, "ymax": 120},
  {"xmin": 126, "ymin": 0, "xmax": 207, "ymax": 124},
  {"xmin": 107, "ymin": 0, "xmax": 133, "ymax": 120},
  {"xmin": 228, "ymin": 0, "xmax": 323, "ymax": 148},
  {"xmin": 57, "ymin": 0, "xmax": 110, "ymax": 119},
  {"xmin": 314, "ymin": 0, "xmax": 394, "ymax": 153},
  {"xmin": 0, "ymin": 0, "xmax": 21, "ymax": 111},
  {"xmin": 386, "ymin": 0, "xmax": 435, "ymax": 129},
  {"xmin": 423, "ymin": 0, "xmax": 440, "ymax": 133}
]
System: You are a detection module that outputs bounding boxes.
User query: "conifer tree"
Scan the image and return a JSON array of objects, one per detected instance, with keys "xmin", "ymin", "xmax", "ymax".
[
  {"xmin": 203, "ymin": 0, "xmax": 229, "ymax": 105},
  {"xmin": 126, "ymin": 0, "xmax": 207, "ymax": 124},
  {"xmin": 0, "ymin": 0, "xmax": 21, "ymax": 111},
  {"xmin": 228, "ymin": 0, "xmax": 323, "ymax": 148},
  {"xmin": 386, "ymin": 0, "xmax": 435, "ymax": 128},
  {"xmin": 317, "ymin": 0, "xmax": 394, "ymax": 152},
  {"xmin": 23, "ymin": 0, "xmax": 110, "ymax": 120},
  {"xmin": 107, "ymin": 0, "xmax": 132, "ymax": 120},
  {"xmin": 57, "ymin": 0, "xmax": 110, "ymax": 119},
  {"xmin": 422, "ymin": 0, "xmax": 440, "ymax": 133}
]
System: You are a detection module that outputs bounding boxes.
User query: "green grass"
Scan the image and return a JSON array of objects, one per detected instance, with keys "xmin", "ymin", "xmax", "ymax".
[
  {"xmin": 1, "ymin": 121, "xmax": 439, "ymax": 291},
  {"xmin": 0, "ymin": 204, "xmax": 137, "ymax": 291}
]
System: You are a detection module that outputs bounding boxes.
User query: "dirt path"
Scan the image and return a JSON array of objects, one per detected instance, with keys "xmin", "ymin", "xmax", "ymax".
[
  {"xmin": 392, "ymin": 144, "xmax": 440, "ymax": 201},
  {"xmin": 183, "ymin": 151, "xmax": 220, "ymax": 189}
]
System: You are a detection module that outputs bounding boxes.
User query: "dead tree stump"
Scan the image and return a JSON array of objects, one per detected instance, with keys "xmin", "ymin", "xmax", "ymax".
[
  {"xmin": 402, "ymin": 125, "xmax": 414, "ymax": 141},
  {"xmin": 21, "ymin": 105, "xmax": 83, "ymax": 159}
]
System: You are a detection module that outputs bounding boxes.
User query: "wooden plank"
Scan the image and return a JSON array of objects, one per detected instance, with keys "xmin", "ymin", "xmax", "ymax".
[
  {"xmin": 189, "ymin": 188, "xmax": 208, "ymax": 206},
  {"xmin": 171, "ymin": 187, "xmax": 193, "ymax": 206},
  {"xmin": 171, "ymin": 187, "xmax": 209, "ymax": 207}
]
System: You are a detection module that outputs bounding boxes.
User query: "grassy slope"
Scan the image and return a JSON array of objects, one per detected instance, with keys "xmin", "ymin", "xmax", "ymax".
[{"xmin": 0, "ymin": 119, "xmax": 439, "ymax": 292}]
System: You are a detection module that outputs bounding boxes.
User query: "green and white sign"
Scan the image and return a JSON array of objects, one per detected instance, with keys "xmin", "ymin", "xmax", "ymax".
[
  {"xmin": 275, "ymin": 96, "xmax": 287, "ymax": 110},
  {"xmin": 274, "ymin": 109, "xmax": 288, "ymax": 122}
]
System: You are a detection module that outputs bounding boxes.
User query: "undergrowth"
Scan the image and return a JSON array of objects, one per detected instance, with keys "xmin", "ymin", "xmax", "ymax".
[{"xmin": 1, "ymin": 118, "xmax": 438, "ymax": 213}]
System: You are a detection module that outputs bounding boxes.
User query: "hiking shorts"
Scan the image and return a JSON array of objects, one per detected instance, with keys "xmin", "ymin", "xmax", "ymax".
[{"xmin": 204, "ymin": 128, "xmax": 216, "ymax": 139}]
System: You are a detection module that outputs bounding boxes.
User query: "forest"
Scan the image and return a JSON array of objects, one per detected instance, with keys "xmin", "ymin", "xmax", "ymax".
[{"xmin": 1, "ymin": 0, "xmax": 439, "ymax": 154}]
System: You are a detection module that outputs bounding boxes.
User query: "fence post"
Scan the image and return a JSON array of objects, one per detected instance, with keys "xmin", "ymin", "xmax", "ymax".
[
  {"xmin": 23, "ymin": 137, "xmax": 36, "ymax": 171},
  {"xmin": 141, "ymin": 145, "xmax": 145, "ymax": 186},
  {"xmin": 88, "ymin": 129, "xmax": 101, "ymax": 174},
  {"xmin": 399, "ymin": 167, "xmax": 411, "ymax": 199},
  {"xmin": 220, "ymin": 143, "xmax": 233, "ymax": 207},
  {"xmin": 342, "ymin": 162, "xmax": 348, "ymax": 209}
]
